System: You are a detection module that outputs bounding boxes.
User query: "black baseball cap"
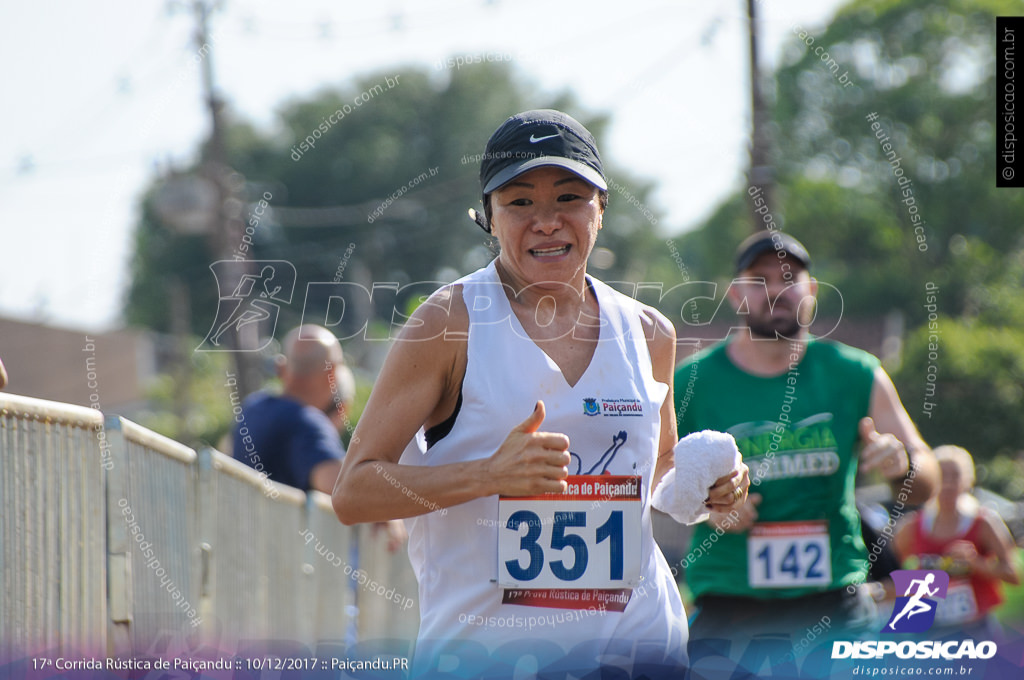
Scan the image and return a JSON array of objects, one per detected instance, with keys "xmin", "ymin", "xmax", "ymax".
[
  {"xmin": 734, "ymin": 230, "xmax": 812, "ymax": 273},
  {"xmin": 479, "ymin": 110, "xmax": 607, "ymax": 195}
]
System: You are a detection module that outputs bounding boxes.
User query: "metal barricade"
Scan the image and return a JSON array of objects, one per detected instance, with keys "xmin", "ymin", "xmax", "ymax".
[
  {"xmin": 0, "ymin": 393, "xmax": 421, "ymax": 660},
  {"xmin": 104, "ymin": 415, "xmax": 198, "ymax": 655},
  {"xmin": 0, "ymin": 394, "xmax": 107, "ymax": 659},
  {"xmin": 195, "ymin": 448, "xmax": 307, "ymax": 646},
  {"xmin": 305, "ymin": 490, "xmax": 355, "ymax": 645},
  {"xmin": 356, "ymin": 521, "xmax": 420, "ymax": 643}
]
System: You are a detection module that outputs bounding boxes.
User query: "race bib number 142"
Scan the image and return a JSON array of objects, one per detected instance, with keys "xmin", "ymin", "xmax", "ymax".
[
  {"xmin": 747, "ymin": 521, "xmax": 831, "ymax": 588},
  {"xmin": 497, "ymin": 476, "xmax": 642, "ymax": 590}
]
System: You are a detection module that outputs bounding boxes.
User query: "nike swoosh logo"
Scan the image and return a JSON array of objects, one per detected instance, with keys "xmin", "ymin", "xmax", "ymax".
[{"xmin": 529, "ymin": 133, "xmax": 559, "ymax": 143}]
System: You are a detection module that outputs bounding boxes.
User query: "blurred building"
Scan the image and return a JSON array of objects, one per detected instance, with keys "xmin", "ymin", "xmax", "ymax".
[{"xmin": 0, "ymin": 315, "xmax": 156, "ymax": 419}]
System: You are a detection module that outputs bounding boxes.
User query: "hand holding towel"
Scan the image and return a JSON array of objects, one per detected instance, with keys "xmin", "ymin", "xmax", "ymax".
[{"xmin": 652, "ymin": 430, "xmax": 742, "ymax": 525}]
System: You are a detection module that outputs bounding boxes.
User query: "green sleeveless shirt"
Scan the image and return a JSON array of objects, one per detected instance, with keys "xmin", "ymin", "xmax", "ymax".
[{"xmin": 674, "ymin": 337, "xmax": 878, "ymax": 599}]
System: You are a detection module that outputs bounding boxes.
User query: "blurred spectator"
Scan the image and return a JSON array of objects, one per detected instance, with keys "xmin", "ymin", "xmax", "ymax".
[
  {"xmin": 232, "ymin": 324, "xmax": 350, "ymax": 493},
  {"xmin": 895, "ymin": 445, "xmax": 1021, "ymax": 638}
]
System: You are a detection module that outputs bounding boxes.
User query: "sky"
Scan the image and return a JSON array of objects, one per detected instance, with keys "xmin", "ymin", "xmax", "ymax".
[{"xmin": 0, "ymin": 0, "xmax": 848, "ymax": 332}]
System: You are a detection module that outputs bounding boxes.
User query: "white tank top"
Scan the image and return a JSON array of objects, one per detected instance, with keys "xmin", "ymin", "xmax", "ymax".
[{"xmin": 400, "ymin": 261, "xmax": 687, "ymax": 674}]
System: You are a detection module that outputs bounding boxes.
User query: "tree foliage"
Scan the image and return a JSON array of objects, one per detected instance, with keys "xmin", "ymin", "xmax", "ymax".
[
  {"xmin": 898, "ymin": 315, "xmax": 1024, "ymax": 463},
  {"xmin": 771, "ymin": 0, "xmax": 1024, "ymax": 322}
]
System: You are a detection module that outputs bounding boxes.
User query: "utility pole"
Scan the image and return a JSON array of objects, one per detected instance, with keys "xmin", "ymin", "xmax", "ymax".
[
  {"xmin": 194, "ymin": 0, "xmax": 225, "ymax": 170},
  {"xmin": 192, "ymin": 0, "xmax": 262, "ymax": 400},
  {"xmin": 746, "ymin": 0, "xmax": 775, "ymax": 231}
]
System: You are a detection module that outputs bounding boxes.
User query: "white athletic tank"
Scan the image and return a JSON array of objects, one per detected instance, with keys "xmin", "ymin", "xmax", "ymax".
[{"xmin": 400, "ymin": 261, "xmax": 687, "ymax": 674}]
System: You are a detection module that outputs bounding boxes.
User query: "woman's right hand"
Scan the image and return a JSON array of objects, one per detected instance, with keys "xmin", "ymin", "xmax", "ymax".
[{"xmin": 483, "ymin": 401, "xmax": 571, "ymax": 496}]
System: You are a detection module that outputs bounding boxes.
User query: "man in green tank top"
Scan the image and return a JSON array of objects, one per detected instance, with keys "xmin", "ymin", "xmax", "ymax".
[{"xmin": 675, "ymin": 231, "xmax": 939, "ymax": 653}]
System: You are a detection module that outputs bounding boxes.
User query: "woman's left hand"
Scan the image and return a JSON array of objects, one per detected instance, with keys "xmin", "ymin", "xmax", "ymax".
[{"xmin": 705, "ymin": 462, "xmax": 750, "ymax": 513}]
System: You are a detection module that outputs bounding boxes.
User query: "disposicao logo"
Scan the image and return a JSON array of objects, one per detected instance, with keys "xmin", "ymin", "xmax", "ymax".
[
  {"xmin": 884, "ymin": 569, "xmax": 948, "ymax": 634},
  {"xmin": 831, "ymin": 569, "xmax": 998, "ymax": 661}
]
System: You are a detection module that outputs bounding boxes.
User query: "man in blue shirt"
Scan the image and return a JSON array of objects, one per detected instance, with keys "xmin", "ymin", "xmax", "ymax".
[{"xmin": 233, "ymin": 324, "xmax": 353, "ymax": 493}]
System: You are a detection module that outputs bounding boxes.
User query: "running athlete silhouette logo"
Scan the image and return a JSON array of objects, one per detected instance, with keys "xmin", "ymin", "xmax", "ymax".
[
  {"xmin": 569, "ymin": 431, "xmax": 627, "ymax": 475},
  {"xmin": 883, "ymin": 570, "xmax": 949, "ymax": 633},
  {"xmin": 889, "ymin": 574, "xmax": 939, "ymax": 629},
  {"xmin": 198, "ymin": 260, "xmax": 296, "ymax": 352}
]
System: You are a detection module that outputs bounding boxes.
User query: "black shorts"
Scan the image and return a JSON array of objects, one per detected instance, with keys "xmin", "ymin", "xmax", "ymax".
[
  {"xmin": 688, "ymin": 586, "xmax": 875, "ymax": 643},
  {"xmin": 687, "ymin": 588, "xmax": 876, "ymax": 679}
]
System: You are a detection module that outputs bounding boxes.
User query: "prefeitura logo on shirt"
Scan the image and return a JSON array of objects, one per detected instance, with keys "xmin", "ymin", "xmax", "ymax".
[{"xmin": 582, "ymin": 397, "xmax": 644, "ymax": 417}]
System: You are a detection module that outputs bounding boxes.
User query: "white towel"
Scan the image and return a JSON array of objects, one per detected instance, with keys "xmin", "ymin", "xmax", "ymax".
[{"xmin": 652, "ymin": 430, "xmax": 742, "ymax": 525}]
